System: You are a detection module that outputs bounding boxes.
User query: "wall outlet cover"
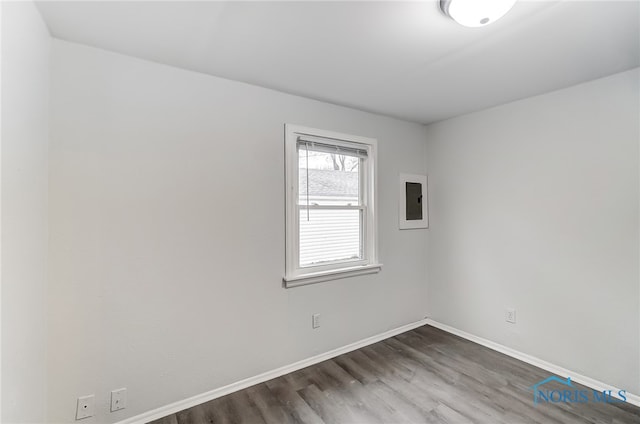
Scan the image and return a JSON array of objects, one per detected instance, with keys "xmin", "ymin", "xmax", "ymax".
[
  {"xmin": 76, "ymin": 395, "xmax": 95, "ymax": 420},
  {"xmin": 111, "ymin": 388, "xmax": 127, "ymax": 412},
  {"xmin": 506, "ymin": 308, "xmax": 516, "ymax": 324},
  {"xmin": 312, "ymin": 313, "xmax": 320, "ymax": 329}
]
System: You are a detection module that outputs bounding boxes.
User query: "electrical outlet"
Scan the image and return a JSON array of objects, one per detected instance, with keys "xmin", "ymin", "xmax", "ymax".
[
  {"xmin": 110, "ymin": 388, "xmax": 127, "ymax": 412},
  {"xmin": 506, "ymin": 308, "xmax": 516, "ymax": 324},
  {"xmin": 76, "ymin": 395, "xmax": 95, "ymax": 420},
  {"xmin": 312, "ymin": 313, "xmax": 320, "ymax": 329}
]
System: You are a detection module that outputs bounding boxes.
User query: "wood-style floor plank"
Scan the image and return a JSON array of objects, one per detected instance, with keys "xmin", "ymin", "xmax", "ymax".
[{"xmin": 151, "ymin": 325, "xmax": 640, "ymax": 424}]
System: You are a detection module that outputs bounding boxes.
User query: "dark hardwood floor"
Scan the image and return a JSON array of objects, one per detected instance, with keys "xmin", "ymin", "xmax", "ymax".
[{"xmin": 150, "ymin": 325, "xmax": 640, "ymax": 424}]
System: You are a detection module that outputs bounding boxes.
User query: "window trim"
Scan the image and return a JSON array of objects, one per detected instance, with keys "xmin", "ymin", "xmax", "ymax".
[{"xmin": 284, "ymin": 124, "xmax": 381, "ymax": 288}]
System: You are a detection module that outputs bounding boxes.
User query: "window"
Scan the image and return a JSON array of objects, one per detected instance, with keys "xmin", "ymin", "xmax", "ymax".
[{"xmin": 284, "ymin": 124, "xmax": 381, "ymax": 287}]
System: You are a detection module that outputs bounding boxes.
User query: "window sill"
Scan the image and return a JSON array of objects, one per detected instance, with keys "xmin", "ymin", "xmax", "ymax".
[{"xmin": 283, "ymin": 263, "xmax": 383, "ymax": 288}]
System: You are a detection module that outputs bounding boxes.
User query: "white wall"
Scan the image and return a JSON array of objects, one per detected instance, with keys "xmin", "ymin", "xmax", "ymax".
[
  {"xmin": 48, "ymin": 40, "xmax": 428, "ymax": 423},
  {"xmin": 1, "ymin": 2, "xmax": 51, "ymax": 422},
  {"xmin": 426, "ymin": 68, "xmax": 640, "ymax": 394}
]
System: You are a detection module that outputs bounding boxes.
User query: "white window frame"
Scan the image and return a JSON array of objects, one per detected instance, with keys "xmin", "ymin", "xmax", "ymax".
[{"xmin": 284, "ymin": 124, "xmax": 381, "ymax": 288}]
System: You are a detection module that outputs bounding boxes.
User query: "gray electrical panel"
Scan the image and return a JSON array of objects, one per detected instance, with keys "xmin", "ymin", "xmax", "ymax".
[{"xmin": 405, "ymin": 182, "xmax": 423, "ymax": 221}]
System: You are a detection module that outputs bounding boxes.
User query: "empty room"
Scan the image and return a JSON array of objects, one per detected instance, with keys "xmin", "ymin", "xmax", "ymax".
[{"xmin": 2, "ymin": 0, "xmax": 639, "ymax": 423}]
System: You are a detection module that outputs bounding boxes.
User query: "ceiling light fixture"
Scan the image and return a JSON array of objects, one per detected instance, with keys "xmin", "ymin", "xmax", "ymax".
[{"xmin": 440, "ymin": 0, "xmax": 518, "ymax": 28}]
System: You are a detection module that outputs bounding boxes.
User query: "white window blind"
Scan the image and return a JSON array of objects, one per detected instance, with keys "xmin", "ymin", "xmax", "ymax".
[
  {"xmin": 297, "ymin": 135, "xmax": 368, "ymax": 158},
  {"xmin": 297, "ymin": 138, "xmax": 363, "ymax": 267}
]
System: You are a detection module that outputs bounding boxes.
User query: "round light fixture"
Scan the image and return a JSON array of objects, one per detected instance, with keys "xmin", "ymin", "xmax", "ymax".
[{"xmin": 440, "ymin": 0, "xmax": 518, "ymax": 28}]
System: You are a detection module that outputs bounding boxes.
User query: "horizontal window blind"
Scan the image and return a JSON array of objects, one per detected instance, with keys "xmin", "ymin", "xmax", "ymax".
[{"xmin": 297, "ymin": 135, "xmax": 368, "ymax": 158}]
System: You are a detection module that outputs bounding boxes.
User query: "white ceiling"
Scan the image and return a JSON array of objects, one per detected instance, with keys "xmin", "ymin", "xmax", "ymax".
[{"xmin": 36, "ymin": 1, "xmax": 639, "ymax": 124}]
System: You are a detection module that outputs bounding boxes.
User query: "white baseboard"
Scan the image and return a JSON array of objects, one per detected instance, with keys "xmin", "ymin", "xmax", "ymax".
[
  {"xmin": 425, "ymin": 319, "xmax": 640, "ymax": 408},
  {"xmin": 117, "ymin": 317, "xmax": 639, "ymax": 424},
  {"xmin": 115, "ymin": 318, "xmax": 430, "ymax": 424}
]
